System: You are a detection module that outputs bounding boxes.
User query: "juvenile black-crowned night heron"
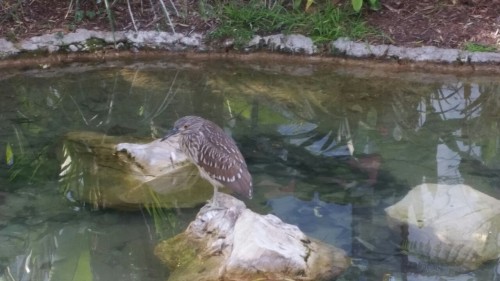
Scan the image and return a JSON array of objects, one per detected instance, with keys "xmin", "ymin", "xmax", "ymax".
[{"xmin": 162, "ymin": 116, "xmax": 252, "ymax": 204}]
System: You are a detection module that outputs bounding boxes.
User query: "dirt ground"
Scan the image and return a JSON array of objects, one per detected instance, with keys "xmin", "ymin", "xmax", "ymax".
[
  {"xmin": 364, "ymin": 0, "xmax": 500, "ymax": 48},
  {"xmin": 0, "ymin": 0, "xmax": 499, "ymax": 49}
]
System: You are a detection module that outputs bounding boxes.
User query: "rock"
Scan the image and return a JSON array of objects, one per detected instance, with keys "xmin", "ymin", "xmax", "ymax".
[
  {"xmin": 16, "ymin": 29, "xmax": 127, "ymax": 53},
  {"xmin": 116, "ymin": 135, "xmax": 188, "ymax": 177},
  {"xmin": 386, "ymin": 45, "xmax": 461, "ymax": 63},
  {"xmin": 93, "ymin": 30, "xmax": 126, "ymax": 43},
  {"xmin": 59, "ymin": 131, "xmax": 212, "ymax": 209},
  {"xmin": 18, "ymin": 33, "xmax": 59, "ymax": 51},
  {"xmin": 60, "ymin": 29, "xmax": 94, "ymax": 45},
  {"xmin": 47, "ymin": 45, "xmax": 60, "ymax": 53},
  {"xmin": 125, "ymin": 31, "xmax": 181, "ymax": 46},
  {"xmin": 282, "ymin": 34, "xmax": 317, "ymax": 55},
  {"xmin": 68, "ymin": 44, "xmax": 79, "ymax": 52},
  {"xmin": 2, "ymin": 27, "xmax": 500, "ymax": 65},
  {"xmin": 331, "ymin": 37, "xmax": 389, "ymax": 58},
  {"xmin": 254, "ymin": 34, "xmax": 317, "ymax": 54},
  {"xmin": 332, "ymin": 38, "xmax": 468, "ymax": 63},
  {"xmin": 468, "ymin": 51, "xmax": 500, "ymax": 63},
  {"xmin": 0, "ymin": 38, "xmax": 20, "ymax": 58},
  {"xmin": 179, "ymin": 33, "xmax": 203, "ymax": 47},
  {"xmin": 123, "ymin": 31, "xmax": 204, "ymax": 50},
  {"xmin": 246, "ymin": 35, "xmax": 262, "ymax": 49},
  {"xmin": 385, "ymin": 183, "xmax": 500, "ymax": 272},
  {"xmin": 155, "ymin": 193, "xmax": 350, "ymax": 281}
]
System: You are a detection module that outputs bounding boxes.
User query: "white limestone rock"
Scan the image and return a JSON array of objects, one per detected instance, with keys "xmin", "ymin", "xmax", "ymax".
[
  {"xmin": 256, "ymin": 34, "xmax": 317, "ymax": 54},
  {"xmin": 59, "ymin": 131, "xmax": 212, "ymax": 209},
  {"xmin": 155, "ymin": 193, "xmax": 350, "ymax": 281},
  {"xmin": 116, "ymin": 135, "xmax": 188, "ymax": 178},
  {"xmin": 385, "ymin": 183, "xmax": 500, "ymax": 271},
  {"xmin": 331, "ymin": 37, "xmax": 389, "ymax": 57},
  {"xmin": 0, "ymin": 38, "xmax": 20, "ymax": 57},
  {"xmin": 131, "ymin": 31, "xmax": 179, "ymax": 45},
  {"xmin": 468, "ymin": 51, "xmax": 500, "ymax": 63}
]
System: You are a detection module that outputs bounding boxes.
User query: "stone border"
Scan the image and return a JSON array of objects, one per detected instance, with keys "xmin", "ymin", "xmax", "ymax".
[
  {"xmin": 0, "ymin": 29, "xmax": 205, "ymax": 57},
  {"xmin": 331, "ymin": 38, "xmax": 500, "ymax": 64},
  {"xmin": 1, "ymin": 29, "xmax": 500, "ymax": 65}
]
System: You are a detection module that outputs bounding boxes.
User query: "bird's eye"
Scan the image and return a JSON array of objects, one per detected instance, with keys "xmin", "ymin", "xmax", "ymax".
[{"xmin": 183, "ymin": 125, "xmax": 188, "ymax": 129}]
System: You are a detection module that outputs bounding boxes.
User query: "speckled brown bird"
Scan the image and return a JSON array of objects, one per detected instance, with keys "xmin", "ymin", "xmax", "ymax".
[{"xmin": 162, "ymin": 116, "xmax": 252, "ymax": 204}]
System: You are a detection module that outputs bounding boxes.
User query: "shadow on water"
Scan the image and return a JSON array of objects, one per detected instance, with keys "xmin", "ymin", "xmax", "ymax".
[{"xmin": 1, "ymin": 57, "xmax": 500, "ymax": 280}]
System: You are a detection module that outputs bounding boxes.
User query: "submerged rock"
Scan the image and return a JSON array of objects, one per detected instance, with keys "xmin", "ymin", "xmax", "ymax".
[
  {"xmin": 59, "ymin": 131, "xmax": 212, "ymax": 209},
  {"xmin": 155, "ymin": 193, "xmax": 350, "ymax": 281},
  {"xmin": 385, "ymin": 183, "xmax": 500, "ymax": 272}
]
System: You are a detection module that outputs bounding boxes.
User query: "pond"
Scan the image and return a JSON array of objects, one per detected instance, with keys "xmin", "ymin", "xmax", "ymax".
[{"xmin": 1, "ymin": 57, "xmax": 500, "ymax": 281}]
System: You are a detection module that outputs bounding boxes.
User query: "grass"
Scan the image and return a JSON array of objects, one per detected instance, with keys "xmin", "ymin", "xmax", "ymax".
[
  {"xmin": 209, "ymin": 2, "xmax": 291, "ymax": 45},
  {"xmin": 305, "ymin": 5, "xmax": 374, "ymax": 43},
  {"xmin": 463, "ymin": 42, "xmax": 498, "ymax": 53},
  {"xmin": 210, "ymin": 1, "xmax": 377, "ymax": 47}
]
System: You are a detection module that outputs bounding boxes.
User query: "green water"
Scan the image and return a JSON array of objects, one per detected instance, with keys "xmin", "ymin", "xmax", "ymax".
[{"xmin": 1, "ymin": 58, "xmax": 500, "ymax": 281}]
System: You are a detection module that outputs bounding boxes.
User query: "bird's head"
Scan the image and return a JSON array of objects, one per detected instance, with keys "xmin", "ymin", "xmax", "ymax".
[{"xmin": 161, "ymin": 116, "xmax": 204, "ymax": 141}]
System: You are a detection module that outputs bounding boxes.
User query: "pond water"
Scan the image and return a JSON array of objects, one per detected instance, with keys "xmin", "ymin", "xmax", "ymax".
[{"xmin": 1, "ymin": 57, "xmax": 500, "ymax": 281}]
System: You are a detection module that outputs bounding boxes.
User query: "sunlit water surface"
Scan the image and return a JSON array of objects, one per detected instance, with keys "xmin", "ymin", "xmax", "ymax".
[{"xmin": 1, "ymin": 58, "xmax": 500, "ymax": 281}]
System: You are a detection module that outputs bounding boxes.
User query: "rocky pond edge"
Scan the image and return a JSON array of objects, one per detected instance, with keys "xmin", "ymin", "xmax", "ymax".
[{"xmin": 1, "ymin": 28, "xmax": 500, "ymax": 68}]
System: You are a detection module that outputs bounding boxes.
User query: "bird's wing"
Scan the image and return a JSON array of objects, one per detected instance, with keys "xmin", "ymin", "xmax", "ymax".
[{"xmin": 196, "ymin": 129, "xmax": 252, "ymax": 199}]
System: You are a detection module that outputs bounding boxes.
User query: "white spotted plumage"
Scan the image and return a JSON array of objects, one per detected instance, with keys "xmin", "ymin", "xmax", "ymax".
[{"xmin": 163, "ymin": 116, "xmax": 253, "ymax": 199}]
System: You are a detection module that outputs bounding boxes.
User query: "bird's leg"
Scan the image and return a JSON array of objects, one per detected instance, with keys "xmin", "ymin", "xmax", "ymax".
[
  {"xmin": 212, "ymin": 185, "xmax": 218, "ymax": 206},
  {"xmin": 203, "ymin": 186, "xmax": 224, "ymax": 211}
]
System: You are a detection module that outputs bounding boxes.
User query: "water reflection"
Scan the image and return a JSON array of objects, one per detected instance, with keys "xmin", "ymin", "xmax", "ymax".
[{"xmin": 1, "ymin": 58, "xmax": 500, "ymax": 280}]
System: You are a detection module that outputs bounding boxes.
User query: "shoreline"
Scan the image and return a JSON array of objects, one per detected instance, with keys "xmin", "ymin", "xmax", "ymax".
[{"xmin": 1, "ymin": 29, "xmax": 500, "ymax": 74}]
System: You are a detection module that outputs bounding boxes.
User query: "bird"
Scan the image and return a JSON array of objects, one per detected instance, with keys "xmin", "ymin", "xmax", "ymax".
[{"xmin": 161, "ymin": 116, "xmax": 252, "ymax": 205}]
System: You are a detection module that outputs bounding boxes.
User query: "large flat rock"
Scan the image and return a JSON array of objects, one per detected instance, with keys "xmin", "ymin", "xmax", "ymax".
[{"xmin": 155, "ymin": 193, "xmax": 350, "ymax": 281}]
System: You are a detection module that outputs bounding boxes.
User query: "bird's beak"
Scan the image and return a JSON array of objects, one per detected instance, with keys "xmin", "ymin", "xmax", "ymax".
[{"xmin": 161, "ymin": 127, "xmax": 178, "ymax": 142}]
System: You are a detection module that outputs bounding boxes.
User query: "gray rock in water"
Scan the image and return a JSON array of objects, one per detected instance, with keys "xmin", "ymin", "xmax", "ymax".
[
  {"xmin": 155, "ymin": 193, "xmax": 350, "ymax": 281},
  {"xmin": 385, "ymin": 183, "xmax": 500, "ymax": 272},
  {"xmin": 59, "ymin": 131, "xmax": 212, "ymax": 209}
]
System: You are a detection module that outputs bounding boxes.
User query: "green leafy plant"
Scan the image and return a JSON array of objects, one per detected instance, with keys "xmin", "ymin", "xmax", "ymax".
[
  {"xmin": 304, "ymin": 5, "xmax": 374, "ymax": 43},
  {"xmin": 210, "ymin": 1, "xmax": 292, "ymax": 46},
  {"xmin": 74, "ymin": 9, "xmax": 97, "ymax": 23},
  {"xmin": 211, "ymin": 1, "xmax": 377, "ymax": 47},
  {"xmin": 351, "ymin": 0, "xmax": 380, "ymax": 12},
  {"xmin": 74, "ymin": 10, "xmax": 85, "ymax": 23}
]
